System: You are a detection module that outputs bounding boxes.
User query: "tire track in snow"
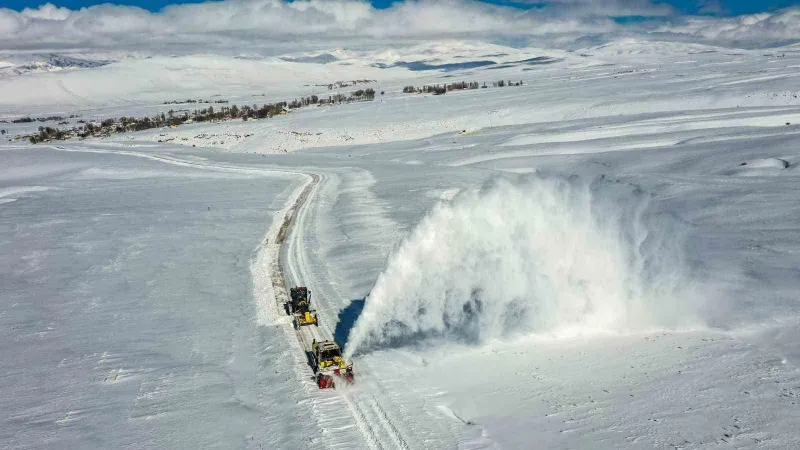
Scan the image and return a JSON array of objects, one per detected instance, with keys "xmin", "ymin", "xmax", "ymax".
[
  {"xmin": 260, "ymin": 173, "xmax": 380, "ymax": 449},
  {"xmin": 279, "ymin": 172, "xmax": 413, "ymax": 450},
  {"xmin": 277, "ymin": 173, "xmax": 384, "ymax": 450}
]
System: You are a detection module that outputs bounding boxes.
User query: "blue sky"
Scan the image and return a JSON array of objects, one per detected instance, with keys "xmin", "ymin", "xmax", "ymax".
[{"xmin": 3, "ymin": 0, "xmax": 798, "ymax": 16}]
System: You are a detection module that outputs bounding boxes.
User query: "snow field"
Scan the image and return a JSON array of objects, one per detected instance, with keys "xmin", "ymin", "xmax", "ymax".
[
  {"xmin": 0, "ymin": 145, "xmax": 322, "ymax": 449},
  {"xmin": 119, "ymin": 48, "xmax": 800, "ymax": 155},
  {"xmin": 3, "ymin": 39, "xmax": 800, "ymax": 449}
]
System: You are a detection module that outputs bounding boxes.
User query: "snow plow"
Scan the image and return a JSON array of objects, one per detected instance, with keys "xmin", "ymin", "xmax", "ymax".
[
  {"xmin": 286, "ymin": 286, "xmax": 319, "ymax": 329},
  {"xmin": 311, "ymin": 340, "xmax": 354, "ymax": 389},
  {"xmin": 293, "ymin": 310, "xmax": 318, "ymax": 329},
  {"xmin": 286, "ymin": 286, "xmax": 310, "ymax": 314}
]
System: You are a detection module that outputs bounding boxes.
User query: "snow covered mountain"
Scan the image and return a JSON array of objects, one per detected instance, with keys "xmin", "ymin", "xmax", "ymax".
[
  {"xmin": 0, "ymin": 41, "xmax": 578, "ymax": 110},
  {"xmin": 279, "ymin": 40, "xmax": 570, "ymax": 68},
  {"xmin": 580, "ymin": 38, "xmax": 731, "ymax": 56},
  {"xmin": 0, "ymin": 53, "xmax": 113, "ymax": 77}
]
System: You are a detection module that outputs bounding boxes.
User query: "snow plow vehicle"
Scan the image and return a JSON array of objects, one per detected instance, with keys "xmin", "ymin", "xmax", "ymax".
[
  {"xmin": 286, "ymin": 286, "xmax": 310, "ymax": 314},
  {"xmin": 286, "ymin": 286, "xmax": 318, "ymax": 329},
  {"xmin": 311, "ymin": 340, "xmax": 354, "ymax": 389}
]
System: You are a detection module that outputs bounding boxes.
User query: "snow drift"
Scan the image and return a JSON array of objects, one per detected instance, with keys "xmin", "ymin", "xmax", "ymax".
[{"xmin": 345, "ymin": 174, "xmax": 699, "ymax": 357}]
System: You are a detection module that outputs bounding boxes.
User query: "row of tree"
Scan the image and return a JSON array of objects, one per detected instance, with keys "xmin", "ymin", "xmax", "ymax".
[
  {"xmin": 25, "ymin": 89, "xmax": 378, "ymax": 144},
  {"xmin": 494, "ymin": 80, "xmax": 524, "ymax": 87},
  {"xmin": 162, "ymin": 99, "xmax": 229, "ymax": 105},
  {"xmin": 28, "ymin": 126, "xmax": 72, "ymax": 143},
  {"xmin": 402, "ymin": 80, "xmax": 522, "ymax": 95},
  {"xmin": 286, "ymin": 89, "xmax": 375, "ymax": 109},
  {"xmin": 6, "ymin": 115, "xmax": 75, "ymax": 124},
  {"xmin": 314, "ymin": 79, "xmax": 376, "ymax": 90}
]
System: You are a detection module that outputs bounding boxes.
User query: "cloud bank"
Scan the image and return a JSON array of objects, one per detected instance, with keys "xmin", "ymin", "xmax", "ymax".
[
  {"xmin": 657, "ymin": 8, "xmax": 800, "ymax": 47},
  {"xmin": 0, "ymin": 0, "xmax": 613, "ymax": 53},
  {"xmin": 0, "ymin": 0, "xmax": 798, "ymax": 53}
]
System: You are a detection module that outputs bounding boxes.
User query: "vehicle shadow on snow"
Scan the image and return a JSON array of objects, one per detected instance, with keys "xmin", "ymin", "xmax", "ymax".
[
  {"xmin": 334, "ymin": 298, "xmax": 365, "ymax": 348},
  {"xmin": 305, "ymin": 351, "xmax": 316, "ymax": 373}
]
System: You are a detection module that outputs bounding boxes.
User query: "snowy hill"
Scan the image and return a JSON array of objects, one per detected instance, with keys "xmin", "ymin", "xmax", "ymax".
[
  {"xmin": 0, "ymin": 53, "xmax": 112, "ymax": 77},
  {"xmin": 0, "ymin": 41, "xmax": 577, "ymax": 110},
  {"xmin": 580, "ymin": 38, "xmax": 734, "ymax": 56},
  {"xmin": 280, "ymin": 41, "xmax": 571, "ymax": 70}
]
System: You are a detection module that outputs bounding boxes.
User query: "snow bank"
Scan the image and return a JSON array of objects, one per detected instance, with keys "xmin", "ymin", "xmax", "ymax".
[
  {"xmin": 738, "ymin": 157, "xmax": 789, "ymax": 169},
  {"xmin": 0, "ymin": 54, "xmax": 398, "ymax": 108},
  {"xmin": 725, "ymin": 157, "xmax": 791, "ymax": 176},
  {"xmin": 0, "ymin": 185, "xmax": 54, "ymax": 204},
  {"xmin": 345, "ymin": 174, "xmax": 699, "ymax": 356}
]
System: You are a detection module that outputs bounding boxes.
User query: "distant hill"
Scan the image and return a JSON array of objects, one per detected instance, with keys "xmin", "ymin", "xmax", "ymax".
[{"xmin": 0, "ymin": 53, "xmax": 112, "ymax": 77}]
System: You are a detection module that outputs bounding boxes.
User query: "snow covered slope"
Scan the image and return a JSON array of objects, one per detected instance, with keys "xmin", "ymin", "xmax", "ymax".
[
  {"xmin": 95, "ymin": 42, "xmax": 795, "ymax": 154},
  {"xmin": 0, "ymin": 41, "xmax": 573, "ymax": 113},
  {"xmin": 0, "ymin": 53, "xmax": 111, "ymax": 77},
  {"xmin": 0, "ymin": 146, "xmax": 321, "ymax": 448}
]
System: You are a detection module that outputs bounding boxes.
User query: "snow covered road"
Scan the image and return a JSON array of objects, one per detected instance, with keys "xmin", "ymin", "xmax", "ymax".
[{"xmin": 268, "ymin": 170, "xmax": 417, "ymax": 450}]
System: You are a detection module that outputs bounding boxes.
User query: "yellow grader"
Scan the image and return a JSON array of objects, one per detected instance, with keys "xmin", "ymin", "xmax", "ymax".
[{"xmin": 286, "ymin": 286, "xmax": 318, "ymax": 329}]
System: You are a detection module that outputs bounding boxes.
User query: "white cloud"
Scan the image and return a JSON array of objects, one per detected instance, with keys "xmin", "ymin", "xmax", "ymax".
[
  {"xmin": 0, "ymin": 0, "xmax": 615, "ymax": 53},
  {"xmin": 20, "ymin": 3, "xmax": 71, "ymax": 20},
  {"xmin": 695, "ymin": 0, "xmax": 725, "ymax": 15},
  {"xmin": 530, "ymin": 0, "xmax": 675, "ymax": 18},
  {"xmin": 0, "ymin": 0, "xmax": 798, "ymax": 53},
  {"xmin": 657, "ymin": 7, "xmax": 800, "ymax": 46}
]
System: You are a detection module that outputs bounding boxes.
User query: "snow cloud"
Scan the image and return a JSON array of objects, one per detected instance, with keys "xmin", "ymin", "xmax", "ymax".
[
  {"xmin": 657, "ymin": 8, "xmax": 800, "ymax": 46},
  {"xmin": 528, "ymin": 0, "xmax": 676, "ymax": 18},
  {"xmin": 0, "ymin": 0, "xmax": 798, "ymax": 52},
  {"xmin": 0, "ymin": 0, "xmax": 613, "ymax": 52},
  {"xmin": 695, "ymin": 0, "xmax": 725, "ymax": 15},
  {"xmin": 345, "ymin": 174, "xmax": 700, "ymax": 357},
  {"xmin": 20, "ymin": 3, "xmax": 71, "ymax": 20}
]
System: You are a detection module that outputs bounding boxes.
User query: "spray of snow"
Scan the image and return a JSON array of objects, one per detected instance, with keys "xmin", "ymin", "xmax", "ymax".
[{"xmin": 345, "ymin": 173, "xmax": 700, "ymax": 357}]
